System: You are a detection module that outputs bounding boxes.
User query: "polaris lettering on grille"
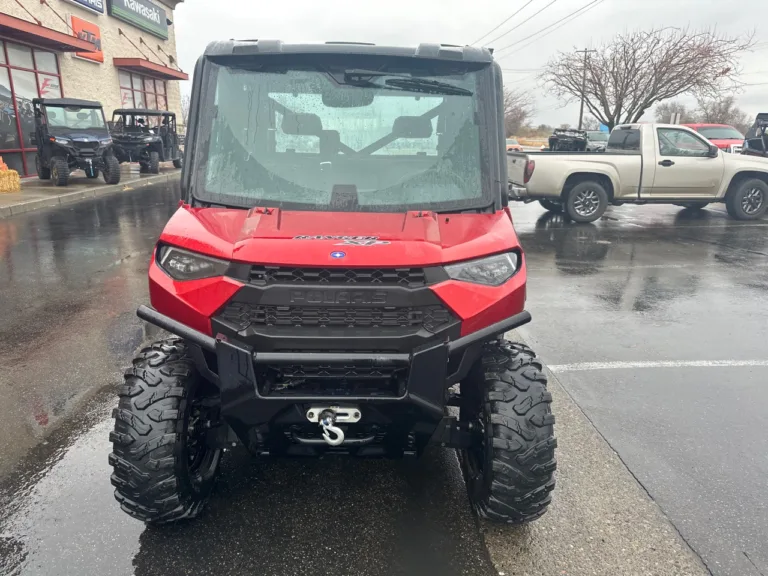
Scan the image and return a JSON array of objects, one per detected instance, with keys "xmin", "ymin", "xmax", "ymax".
[
  {"xmin": 289, "ymin": 290, "xmax": 388, "ymax": 305},
  {"xmin": 293, "ymin": 235, "xmax": 390, "ymax": 246}
]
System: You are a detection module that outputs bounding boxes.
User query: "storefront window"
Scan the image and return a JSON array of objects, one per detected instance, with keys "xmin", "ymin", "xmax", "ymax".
[
  {"xmin": 34, "ymin": 51, "xmax": 58, "ymax": 74},
  {"xmin": 118, "ymin": 70, "xmax": 167, "ymax": 111},
  {"xmin": 12, "ymin": 69, "xmax": 37, "ymax": 147},
  {"xmin": 7, "ymin": 44, "xmax": 33, "ymax": 69},
  {"xmin": 0, "ymin": 41, "xmax": 62, "ymax": 175},
  {"xmin": 0, "ymin": 68, "xmax": 19, "ymax": 149}
]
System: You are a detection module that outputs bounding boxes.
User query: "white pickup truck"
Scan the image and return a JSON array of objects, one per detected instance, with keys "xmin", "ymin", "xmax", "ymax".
[{"xmin": 508, "ymin": 123, "xmax": 768, "ymax": 222}]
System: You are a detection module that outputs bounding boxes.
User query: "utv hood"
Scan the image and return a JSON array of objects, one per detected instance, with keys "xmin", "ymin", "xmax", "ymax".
[{"xmin": 159, "ymin": 206, "xmax": 520, "ymax": 267}]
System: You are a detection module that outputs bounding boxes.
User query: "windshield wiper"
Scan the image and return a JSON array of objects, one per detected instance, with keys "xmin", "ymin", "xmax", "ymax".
[
  {"xmin": 340, "ymin": 69, "xmax": 472, "ymax": 96},
  {"xmin": 437, "ymin": 201, "xmax": 495, "ymax": 214}
]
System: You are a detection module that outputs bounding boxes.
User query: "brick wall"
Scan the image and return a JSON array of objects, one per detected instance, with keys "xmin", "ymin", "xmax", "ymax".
[{"xmin": 0, "ymin": 0, "xmax": 185, "ymax": 118}]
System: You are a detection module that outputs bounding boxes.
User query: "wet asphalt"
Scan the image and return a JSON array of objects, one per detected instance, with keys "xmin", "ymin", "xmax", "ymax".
[{"xmin": 0, "ymin": 185, "xmax": 766, "ymax": 575}]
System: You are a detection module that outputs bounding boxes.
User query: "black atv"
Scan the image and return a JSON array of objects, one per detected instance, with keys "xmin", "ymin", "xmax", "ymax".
[
  {"xmin": 742, "ymin": 114, "xmax": 767, "ymax": 158},
  {"xmin": 110, "ymin": 109, "xmax": 183, "ymax": 174},
  {"xmin": 31, "ymin": 98, "xmax": 121, "ymax": 187},
  {"xmin": 548, "ymin": 128, "xmax": 588, "ymax": 152}
]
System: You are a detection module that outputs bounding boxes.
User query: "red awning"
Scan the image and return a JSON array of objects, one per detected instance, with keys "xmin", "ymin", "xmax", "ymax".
[
  {"xmin": 113, "ymin": 58, "xmax": 189, "ymax": 81},
  {"xmin": 0, "ymin": 12, "xmax": 98, "ymax": 53}
]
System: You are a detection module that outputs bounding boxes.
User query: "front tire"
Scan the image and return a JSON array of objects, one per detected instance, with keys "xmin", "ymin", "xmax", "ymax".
[
  {"xmin": 148, "ymin": 151, "xmax": 160, "ymax": 174},
  {"xmin": 102, "ymin": 154, "xmax": 121, "ymax": 185},
  {"xmin": 539, "ymin": 199, "xmax": 563, "ymax": 213},
  {"xmin": 51, "ymin": 156, "xmax": 69, "ymax": 187},
  {"xmin": 109, "ymin": 338, "xmax": 222, "ymax": 524},
  {"xmin": 564, "ymin": 181, "xmax": 608, "ymax": 223},
  {"xmin": 172, "ymin": 153, "xmax": 183, "ymax": 169},
  {"xmin": 35, "ymin": 155, "xmax": 51, "ymax": 180},
  {"xmin": 459, "ymin": 341, "xmax": 556, "ymax": 524},
  {"xmin": 726, "ymin": 179, "xmax": 767, "ymax": 220}
]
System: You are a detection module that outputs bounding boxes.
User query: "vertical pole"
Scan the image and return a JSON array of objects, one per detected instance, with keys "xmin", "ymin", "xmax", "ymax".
[{"xmin": 577, "ymin": 49, "xmax": 597, "ymax": 130}]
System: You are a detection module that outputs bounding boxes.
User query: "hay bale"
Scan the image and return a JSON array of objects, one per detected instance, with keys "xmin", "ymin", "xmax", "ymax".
[{"xmin": 0, "ymin": 170, "xmax": 21, "ymax": 194}]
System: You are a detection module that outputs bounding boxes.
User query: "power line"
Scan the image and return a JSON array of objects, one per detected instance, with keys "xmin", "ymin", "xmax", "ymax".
[
  {"xmin": 495, "ymin": 0, "xmax": 605, "ymax": 55},
  {"xmin": 484, "ymin": 0, "xmax": 560, "ymax": 47},
  {"xmin": 471, "ymin": 0, "xmax": 535, "ymax": 46}
]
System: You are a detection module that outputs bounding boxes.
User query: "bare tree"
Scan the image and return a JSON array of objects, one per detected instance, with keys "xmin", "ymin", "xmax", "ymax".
[
  {"xmin": 696, "ymin": 96, "xmax": 753, "ymax": 134},
  {"xmin": 180, "ymin": 94, "xmax": 191, "ymax": 128},
  {"xmin": 654, "ymin": 101, "xmax": 697, "ymax": 124},
  {"xmin": 503, "ymin": 88, "xmax": 534, "ymax": 136},
  {"xmin": 541, "ymin": 28, "xmax": 754, "ymax": 129},
  {"xmin": 582, "ymin": 116, "xmax": 601, "ymax": 130}
]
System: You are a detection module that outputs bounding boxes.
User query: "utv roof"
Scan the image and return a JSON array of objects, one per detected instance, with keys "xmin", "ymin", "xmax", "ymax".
[
  {"xmin": 203, "ymin": 40, "xmax": 494, "ymax": 63},
  {"xmin": 113, "ymin": 108, "xmax": 176, "ymax": 116},
  {"xmin": 33, "ymin": 97, "xmax": 102, "ymax": 108}
]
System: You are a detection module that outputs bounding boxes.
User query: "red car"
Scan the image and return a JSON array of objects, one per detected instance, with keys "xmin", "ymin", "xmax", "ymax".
[
  {"xmin": 109, "ymin": 41, "xmax": 556, "ymax": 527},
  {"xmin": 683, "ymin": 123, "xmax": 744, "ymax": 152}
]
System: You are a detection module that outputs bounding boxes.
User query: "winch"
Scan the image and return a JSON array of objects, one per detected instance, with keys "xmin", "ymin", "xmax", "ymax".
[{"xmin": 306, "ymin": 406, "xmax": 361, "ymax": 446}]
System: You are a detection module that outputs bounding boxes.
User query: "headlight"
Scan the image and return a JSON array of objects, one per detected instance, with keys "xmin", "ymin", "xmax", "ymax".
[
  {"xmin": 100, "ymin": 138, "xmax": 112, "ymax": 145},
  {"xmin": 143, "ymin": 136, "xmax": 155, "ymax": 142},
  {"xmin": 53, "ymin": 137, "xmax": 71, "ymax": 145},
  {"xmin": 157, "ymin": 246, "xmax": 229, "ymax": 281},
  {"xmin": 444, "ymin": 252, "xmax": 520, "ymax": 286}
]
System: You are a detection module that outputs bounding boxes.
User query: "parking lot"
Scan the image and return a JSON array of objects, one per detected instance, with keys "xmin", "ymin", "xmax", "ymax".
[{"xmin": 0, "ymin": 183, "xmax": 765, "ymax": 575}]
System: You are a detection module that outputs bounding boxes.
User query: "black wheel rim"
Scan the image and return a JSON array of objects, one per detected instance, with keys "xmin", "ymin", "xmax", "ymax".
[{"xmin": 742, "ymin": 188, "xmax": 764, "ymax": 215}]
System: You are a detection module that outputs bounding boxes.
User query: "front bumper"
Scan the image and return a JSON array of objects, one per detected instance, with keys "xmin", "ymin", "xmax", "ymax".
[{"xmin": 136, "ymin": 305, "xmax": 532, "ymax": 454}]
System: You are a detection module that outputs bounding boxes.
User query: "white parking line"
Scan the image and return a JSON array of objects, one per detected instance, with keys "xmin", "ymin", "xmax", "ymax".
[{"xmin": 548, "ymin": 360, "xmax": 768, "ymax": 372}]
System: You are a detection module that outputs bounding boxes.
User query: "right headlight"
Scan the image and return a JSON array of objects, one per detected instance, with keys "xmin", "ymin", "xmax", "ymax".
[
  {"xmin": 444, "ymin": 252, "xmax": 520, "ymax": 286},
  {"xmin": 157, "ymin": 245, "xmax": 229, "ymax": 281}
]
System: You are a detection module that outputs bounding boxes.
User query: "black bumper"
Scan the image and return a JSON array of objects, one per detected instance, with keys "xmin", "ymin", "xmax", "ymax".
[{"xmin": 136, "ymin": 305, "xmax": 531, "ymax": 453}]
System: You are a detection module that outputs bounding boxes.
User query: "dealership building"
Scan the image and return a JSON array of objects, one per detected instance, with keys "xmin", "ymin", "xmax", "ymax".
[{"xmin": 0, "ymin": 0, "xmax": 186, "ymax": 176}]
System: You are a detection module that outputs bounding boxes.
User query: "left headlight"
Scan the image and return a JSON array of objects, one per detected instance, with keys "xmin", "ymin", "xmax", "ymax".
[
  {"xmin": 53, "ymin": 137, "xmax": 71, "ymax": 146},
  {"xmin": 444, "ymin": 252, "xmax": 520, "ymax": 286},
  {"xmin": 157, "ymin": 245, "xmax": 229, "ymax": 281}
]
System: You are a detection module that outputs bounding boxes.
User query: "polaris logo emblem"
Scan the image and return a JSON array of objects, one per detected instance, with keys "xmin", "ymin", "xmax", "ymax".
[{"xmin": 289, "ymin": 290, "xmax": 388, "ymax": 305}]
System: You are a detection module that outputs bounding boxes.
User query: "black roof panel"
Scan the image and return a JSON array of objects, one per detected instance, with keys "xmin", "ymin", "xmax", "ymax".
[
  {"xmin": 204, "ymin": 40, "xmax": 493, "ymax": 63},
  {"xmin": 33, "ymin": 97, "xmax": 102, "ymax": 108},
  {"xmin": 113, "ymin": 108, "xmax": 176, "ymax": 116}
]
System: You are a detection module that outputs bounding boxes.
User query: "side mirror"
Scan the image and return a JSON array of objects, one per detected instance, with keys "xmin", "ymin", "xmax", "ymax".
[{"xmin": 708, "ymin": 144, "xmax": 719, "ymax": 158}]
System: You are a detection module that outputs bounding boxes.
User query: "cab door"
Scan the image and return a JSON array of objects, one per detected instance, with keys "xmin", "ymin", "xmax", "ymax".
[{"xmin": 650, "ymin": 127, "xmax": 724, "ymax": 197}]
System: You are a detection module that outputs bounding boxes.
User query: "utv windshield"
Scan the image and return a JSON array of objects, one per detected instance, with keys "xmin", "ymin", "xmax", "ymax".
[
  {"xmin": 45, "ymin": 106, "xmax": 106, "ymax": 130},
  {"xmin": 192, "ymin": 59, "xmax": 493, "ymax": 212}
]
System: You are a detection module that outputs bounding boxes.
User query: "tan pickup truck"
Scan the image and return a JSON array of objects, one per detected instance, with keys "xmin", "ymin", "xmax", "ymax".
[{"xmin": 508, "ymin": 123, "xmax": 768, "ymax": 222}]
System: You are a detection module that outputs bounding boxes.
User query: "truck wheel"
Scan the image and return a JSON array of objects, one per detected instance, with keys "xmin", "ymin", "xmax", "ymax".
[
  {"xmin": 173, "ymin": 153, "xmax": 183, "ymax": 169},
  {"xmin": 35, "ymin": 155, "xmax": 50, "ymax": 180},
  {"xmin": 459, "ymin": 340, "xmax": 556, "ymax": 524},
  {"xmin": 51, "ymin": 156, "xmax": 69, "ymax": 187},
  {"xmin": 564, "ymin": 181, "xmax": 608, "ymax": 223},
  {"xmin": 110, "ymin": 338, "xmax": 222, "ymax": 524},
  {"xmin": 102, "ymin": 155, "xmax": 121, "ymax": 185},
  {"xmin": 149, "ymin": 151, "xmax": 160, "ymax": 174},
  {"xmin": 726, "ymin": 179, "xmax": 768, "ymax": 220},
  {"xmin": 539, "ymin": 199, "xmax": 563, "ymax": 213}
]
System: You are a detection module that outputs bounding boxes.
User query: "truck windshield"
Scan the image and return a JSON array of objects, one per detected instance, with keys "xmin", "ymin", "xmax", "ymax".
[
  {"xmin": 696, "ymin": 126, "xmax": 744, "ymax": 140},
  {"xmin": 45, "ymin": 106, "xmax": 105, "ymax": 130},
  {"xmin": 191, "ymin": 61, "xmax": 492, "ymax": 212}
]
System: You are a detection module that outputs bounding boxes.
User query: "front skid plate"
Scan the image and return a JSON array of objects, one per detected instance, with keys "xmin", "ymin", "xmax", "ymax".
[{"xmin": 215, "ymin": 339, "xmax": 450, "ymax": 450}]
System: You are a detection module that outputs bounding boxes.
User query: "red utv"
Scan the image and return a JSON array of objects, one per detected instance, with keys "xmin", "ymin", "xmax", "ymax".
[{"xmin": 109, "ymin": 40, "xmax": 556, "ymax": 525}]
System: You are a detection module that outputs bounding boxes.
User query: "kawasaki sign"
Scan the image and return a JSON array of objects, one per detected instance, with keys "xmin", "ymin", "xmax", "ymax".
[{"xmin": 108, "ymin": 0, "xmax": 168, "ymax": 39}]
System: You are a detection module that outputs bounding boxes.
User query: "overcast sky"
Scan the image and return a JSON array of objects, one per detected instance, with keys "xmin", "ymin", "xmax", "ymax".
[{"xmin": 173, "ymin": 0, "xmax": 766, "ymax": 127}]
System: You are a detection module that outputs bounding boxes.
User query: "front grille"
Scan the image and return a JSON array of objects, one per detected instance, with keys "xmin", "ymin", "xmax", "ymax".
[
  {"xmin": 219, "ymin": 302, "xmax": 452, "ymax": 333},
  {"xmin": 249, "ymin": 266, "xmax": 427, "ymax": 287}
]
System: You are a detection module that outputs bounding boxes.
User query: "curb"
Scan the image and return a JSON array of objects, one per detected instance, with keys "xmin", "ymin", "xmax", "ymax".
[{"xmin": 0, "ymin": 171, "xmax": 181, "ymax": 220}]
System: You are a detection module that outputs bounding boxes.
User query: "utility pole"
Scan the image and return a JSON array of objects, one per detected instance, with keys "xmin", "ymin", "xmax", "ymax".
[{"xmin": 577, "ymin": 48, "xmax": 597, "ymax": 130}]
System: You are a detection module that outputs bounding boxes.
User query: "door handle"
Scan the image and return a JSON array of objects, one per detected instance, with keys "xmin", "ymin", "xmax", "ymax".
[{"xmin": 658, "ymin": 160, "xmax": 675, "ymax": 167}]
